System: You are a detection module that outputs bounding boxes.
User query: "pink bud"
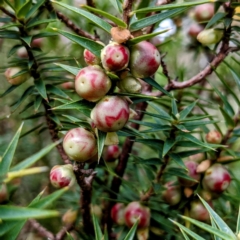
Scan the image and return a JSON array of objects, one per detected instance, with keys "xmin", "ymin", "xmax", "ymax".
[
  {"xmin": 124, "ymin": 202, "xmax": 150, "ymax": 229},
  {"xmin": 50, "ymin": 164, "xmax": 75, "ymax": 188},
  {"xmin": 111, "ymin": 203, "xmax": 125, "ymax": 225},
  {"xmin": 4, "ymin": 67, "xmax": 28, "ymax": 85},
  {"xmin": 101, "ymin": 41, "xmax": 130, "ymax": 72},
  {"xmin": 75, "ymin": 65, "xmax": 112, "ymax": 102},
  {"xmin": 178, "ymin": 161, "xmax": 201, "ymax": 187},
  {"xmin": 202, "ymin": 164, "xmax": 231, "ymax": 193},
  {"xmin": 0, "ymin": 184, "xmax": 8, "ymax": 203},
  {"xmin": 189, "ymin": 200, "xmax": 211, "ymax": 222},
  {"xmin": 205, "ymin": 130, "xmax": 222, "ymax": 144},
  {"xmin": 188, "ymin": 23, "xmax": 204, "ymax": 39},
  {"xmin": 162, "ymin": 181, "xmax": 181, "ymax": 206},
  {"xmin": 103, "ymin": 145, "xmax": 121, "ymax": 162},
  {"xmin": 61, "ymin": 81, "xmax": 75, "ymax": 90},
  {"xmin": 63, "ymin": 127, "xmax": 97, "ymax": 162},
  {"xmin": 90, "ymin": 96, "xmax": 130, "ymax": 132},
  {"xmin": 84, "ymin": 49, "xmax": 101, "ymax": 65},
  {"xmin": 194, "ymin": 3, "xmax": 214, "ymax": 22},
  {"xmin": 31, "ymin": 38, "xmax": 42, "ymax": 48},
  {"xmin": 129, "ymin": 41, "xmax": 161, "ymax": 78}
]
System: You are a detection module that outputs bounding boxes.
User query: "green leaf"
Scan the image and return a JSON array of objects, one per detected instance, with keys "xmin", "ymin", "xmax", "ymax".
[
  {"xmin": 132, "ymin": 0, "xmax": 212, "ymax": 14},
  {"xmin": 128, "ymin": 29, "xmax": 169, "ymax": 45},
  {"xmin": 0, "ymin": 22, "xmax": 22, "ymax": 30},
  {"xmin": 34, "ymin": 95, "xmax": 42, "ymax": 112},
  {"xmin": 219, "ymin": 107, "xmax": 235, "ymax": 127},
  {"xmin": 205, "ymin": 12, "xmax": 227, "ymax": 29},
  {"xmin": 162, "ymin": 138, "xmax": 176, "ymax": 157},
  {"xmin": 168, "ymin": 153, "xmax": 186, "ymax": 169},
  {"xmin": 17, "ymin": 0, "xmax": 32, "ymax": 18},
  {"xmin": 26, "ymin": 19, "xmax": 57, "ymax": 29},
  {"xmin": 179, "ymin": 100, "xmax": 198, "ymax": 120},
  {"xmin": 35, "ymin": 78, "xmax": 48, "ymax": 101},
  {"xmin": 0, "ymin": 30, "xmax": 20, "ymax": 39},
  {"xmin": 236, "ymin": 205, "xmax": 240, "ymax": 236},
  {"xmin": 20, "ymin": 36, "xmax": 32, "ymax": 47},
  {"xmin": 0, "ymin": 206, "xmax": 59, "ymax": 220},
  {"xmin": 110, "ymin": 0, "xmax": 122, "ymax": 13},
  {"xmin": 54, "ymin": 63, "xmax": 80, "ymax": 76},
  {"xmin": 51, "ymin": 0, "xmax": 112, "ymax": 33},
  {"xmin": 171, "ymin": 99, "xmax": 178, "ymax": 116},
  {"xmin": 0, "ymin": 85, "xmax": 21, "ymax": 98},
  {"xmin": 46, "ymin": 84, "xmax": 71, "ymax": 100},
  {"xmin": 26, "ymin": 0, "xmax": 45, "ymax": 19},
  {"xmin": 20, "ymin": 124, "xmax": 43, "ymax": 138},
  {"xmin": 142, "ymin": 111, "xmax": 173, "ymax": 121},
  {"xmin": 92, "ymin": 213, "xmax": 103, "ymax": 240},
  {"xmin": 52, "ymin": 29, "xmax": 104, "ymax": 58},
  {"xmin": 0, "ymin": 123, "xmax": 23, "ymax": 177},
  {"xmin": 142, "ymin": 77, "xmax": 173, "ymax": 98},
  {"xmin": 97, "ymin": 130, "xmax": 106, "ymax": 163},
  {"xmin": 148, "ymin": 102, "xmax": 172, "ymax": 121},
  {"xmin": 123, "ymin": 219, "xmax": 139, "ymax": 240},
  {"xmin": 170, "ymin": 219, "xmax": 206, "ymax": 240},
  {"xmin": 223, "ymin": 60, "xmax": 240, "ymax": 90},
  {"xmin": 130, "ymin": 8, "xmax": 187, "ymax": 32},
  {"xmin": 10, "ymin": 140, "xmax": 61, "ymax": 172},
  {"xmin": 81, "ymin": 5, "xmax": 127, "ymax": 28},
  {"xmin": 198, "ymin": 195, "xmax": 236, "ymax": 238}
]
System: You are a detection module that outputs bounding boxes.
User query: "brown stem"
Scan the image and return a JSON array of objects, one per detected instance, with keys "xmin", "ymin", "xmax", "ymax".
[
  {"xmin": 28, "ymin": 219, "xmax": 55, "ymax": 239},
  {"xmin": 160, "ymin": 53, "xmax": 171, "ymax": 83},
  {"xmin": 45, "ymin": 1, "xmax": 96, "ymax": 40},
  {"xmin": 86, "ymin": 0, "xmax": 96, "ymax": 8},
  {"xmin": 55, "ymin": 224, "xmax": 74, "ymax": 240},
  {"xmin": 0, "ymin": 6, "xmax": 16, "ymax": 19},
  {"xmin": 123, "ymin": 0, "xmax": 134, "ymax": 25}
]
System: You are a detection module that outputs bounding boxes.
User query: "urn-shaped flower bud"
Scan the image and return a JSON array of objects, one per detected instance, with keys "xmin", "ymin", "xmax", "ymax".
[
  {"xmin": 50, "ymin": 164, "xmax": 75, "ymax": 188},
  {"xmin": 205, "ymin": 130, "xmax": 222, "ymax": 144},
  {"xmin": 0, "ymin": 183, "xmax": 8, "ymax": 203},
  {"xmin": 4, "ymin": 67, "xmax": 28, "ymax": 85},
  {"xmin": 197, "ymin": 29, "xmax": 223, "ymax": 45},
  {"xmin": 103, "ymin": 145, "xmax": 121, "ymax": 162},
  {"xmin": 124, "ymin": 202, "xmax": 150, "ymax": 229},
  {"xmin": 75, "ymin": 65, "xmax": 112, "ymax": 102},
  {"xmin": 63, "ymin": 128, "xmax": 97, "ymax": 162},
  {"xmin": 194, "ymin": 3, "xmax": 214, "ymax": 22},
  {"xmin": 189, "ymin": 200, "xmax": 211, "ymax": 221},
  {"xmin": 178, "ymin": 161, "xmax": 201, "ymax": 187},
  {"xmin": 202, "ymin": 164, "xmax": 231, "ymax": 193},
  {"xmin": 188, "ymin": 23, "xmax": 204, "ymax": 39},
  {"xmin": 129, "ymin": 41, "xmax": 161, "ymax": 78},
  {"xmin": 62, "ymin": 209, "xmax": 78, "ymax": 225},
  {"xmin": 111, "ymin": 203, "xmax": 125, "ymax": 225},
  {"xmin": 90, "ymin": 96, "xmax": 130, "ymax": 132},
  {"xmin": 117, "ymin": 72, "xmax": 142, "ymax": 93},
  {"xmin": 83, "ymin": 49, "xmax": 101, "ymax": 65},
  {"xmin": 101, "ymin": 41, "xmax": 130, "ymax": 72},
  {"xmin": 162, "ymin": 181, "xmax": 182, "ymax": 206}
]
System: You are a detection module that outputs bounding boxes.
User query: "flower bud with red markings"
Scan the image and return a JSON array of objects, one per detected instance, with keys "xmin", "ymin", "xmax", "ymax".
[
  {"xmin": 162, "ymin": 181, "xmax": 181, "ymax": 206},
  {"xmin": 189, "ymin": 200, "xmax": 211, "ymax": 222},
  {"xmin": 111, "ymin": 203, "xmax": 125, "ymax": 225},
  {"xmin": 205, "ymin": 130, "xmax": 222, "ymax": 144},
  {"xmin": 103, "ymin": 145, "xmax": 121, "ymax": 162},
  {"xmin": 50, "ymin": 164, "xmax": 75, "ymax": 188},
  {"xmin": 194, "ymin": 3, "xmax": 214, "ymax": 22}
]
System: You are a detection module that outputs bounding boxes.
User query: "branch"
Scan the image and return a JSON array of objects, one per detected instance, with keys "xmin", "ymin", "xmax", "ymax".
[
  {"xmin": 123, "ymin": 0, "xmax": 134, "ymax": 25},
  {"xmin": 28, "ymin": 219, "xmax": 55, "ymax": 239},
  {"xmin": 73, "ymin": 164, "xmax": 96, "ymax": 234},
  {"xmin": 55, "ymin": 224, "xmax": 74, "ymax": 240},
  {"xmin": 45, "ymin": 1, "xmax": 97, "ymax": 40},
  {"xmin": 160, "ymin": 53, "xmax": 171, "ymax": 83}
]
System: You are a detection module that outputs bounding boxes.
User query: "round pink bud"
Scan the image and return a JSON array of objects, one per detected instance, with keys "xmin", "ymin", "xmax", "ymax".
[
  {"xmin": 111, "ymin": 203, "xmax": 125, "ymax": 225},
  {"xmin": 0, "ymin": 184, "xmax": 8, "ymax": 203},
  {"xmin": 162, "ymin": 181, "xmax": 181, "ymax": 206},
  {"xmin": 189, "ymin": 200, "xmax": 211, "ymax": 222},
  {"xmin": 90, "ymin": 96, "xmax": 130, "ymax": 132},
  {"xmin": 75, "ymin": 65, "xmax": 112, "ymax": 102},
  {"xmin": 202, "ymin": 164, "xmax": 231, "ymax": 193},
  {"xmin": 206, "ymin": 130, "xmax": 222, "ymax": 144},
  {"xmin": 61, "ymin": 81, "xmax": 75, "ymax": 90},
  {"xmin": 124, "ymin": 202, "xmax": 150, "ymax": 229},
  {"xmin": 129, "ymin": 41, "xmax": 161, "ymax": 78},
  {"xmin": 101, "ymin": 41, "xmax": 130, "ymax": 72},
  {"xmin": 17, "ymin": 47, "xmax": 28, "ymax": 58},
  {"xmin": 194, "ymin": 3, "xmax": 214, "ymax": 22},
  {"xmin": 178, "ymin": 161, "xmax": 201, "ymax": 187},
  {"xmin": 50, "ymin": 164, "xmax": 75, "ymax": 188},
  {"xmin": 63, "ymin": 127, "xmax": 97, "ymax": 162},
  {"xmin": 4, "ymin": 67, "xmax": 28, "ymax": 85},
  {"xmin": 103, "ymin": 145, "xmax": 121, "ymax": 162},
  {"xmin": 31, "ymin": 38, "xmax": 42, "ymax": 48},
  {"xmin": 188, "ymin": 23, "xmax": 204, "ymax": 39},
  {"xmin": 84, "ymin": 49, "xmax": 101, "ymax": 65}
]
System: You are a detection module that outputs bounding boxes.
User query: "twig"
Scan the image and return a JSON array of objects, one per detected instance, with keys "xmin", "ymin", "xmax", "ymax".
[
  {"xmin": 55, "ymin": 224, "xmax": 74, "ymax": 240},
  {"xmin": 86, "ymin": 0, "xmax": 96, "ymax": 8},
  {"xmin": 123, "ymin": 0, "xmax": 134, "ymax": 25},
  {"xmin": 160, "ymin": 53, "xmax": 171, "ymax": 83},
  {"xmin": 28, "ymin": 219, "xmax": 55, "ymax": 239},
  {"xmin": 45, "ymin": 1, "xmax": 97, "ymax": 40}
]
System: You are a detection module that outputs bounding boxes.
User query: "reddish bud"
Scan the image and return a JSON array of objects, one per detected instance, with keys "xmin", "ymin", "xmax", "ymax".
[
  {"xmin": 31, "ymin": 38, "xmax": 42, "ymax": 48},
  {"xmin": 61, "ymin": 81, "xmax": 75, "ymax": 90},
  {"xmin": 75, "ymin": 65, "xmax": 112, "ymax": 102},
  {"xmin": 111, "ymin": 203, "xmax": 125, "ymax": 225},
  {"xmin": 4, "ymin": 67, "xmax": 28, "ymax": 85},
  {"xmin": 101, "ymin": 41, "xmax": 130, "ymax": 72},
  {"xmin": 162, "ymin": 181, "xmax": 181, "ymax": 206},
  {"xmin": 90, "ymin": 96, "xmax": 130, "ymax": 132},
  {"xmin": 63, "ymin": 127, "xmax": 97, "ymax": 162},
  {"xmin": 84, "ymin": 49, "xmax": 101, "ymax": 65},
  {"xmin": 178, "ymin": 161, "xmax": 201, "ymax": 187},
  {"xmin": 50, "ymin": 164, "xmax": 75, "ymax": 188},
  {"xmin": 194, "ymin": 3, "xmax": 214, "ymax": 22},
  {"xmin": 0, "ymin": 184, "xmax": 8, "ymax": 203},
  {"xmin": 188, "ymin": 23, "xmax": 204, "ymax": 39},
  {"xmin": 205, "ymin": 130, "xmax": 222, "ymax": 144},
  {"xmin": 103, "ymin": 145, "xmax": 121, "ymax": 162},
  {"xmin": 129, "ymin": 41, "xmax": 160, "ymax": 78},
  {"xmin": 189, "ymin": 200, "xmax": 211, "ymax": 221},
  {"xmin": 202, "ymin": 164, "xmax": 231, "ymax": 193},
  {"xmin": 124, "ymin": 202, "xmax": 150, "ymax": 229}
]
